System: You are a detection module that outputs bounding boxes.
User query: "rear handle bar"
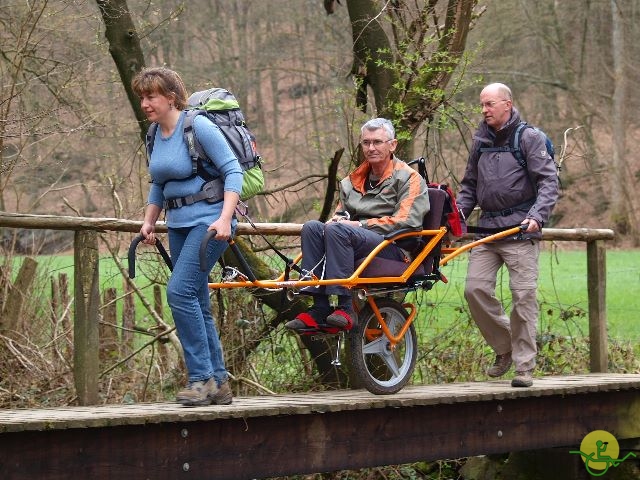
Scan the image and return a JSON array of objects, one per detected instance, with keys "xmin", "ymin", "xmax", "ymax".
[
  {"xmin": 128, "ymin": 234, "xmax": 173, "ymax": 278},
  {"xmin": 199, "ymin": 230, "xmax": 257, "ymax": 282}
]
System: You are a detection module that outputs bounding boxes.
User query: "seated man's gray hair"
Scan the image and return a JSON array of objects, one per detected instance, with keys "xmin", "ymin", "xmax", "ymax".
[{"xmin": 362, "ymin": 118, "xmax": 395, "ymax": 140}]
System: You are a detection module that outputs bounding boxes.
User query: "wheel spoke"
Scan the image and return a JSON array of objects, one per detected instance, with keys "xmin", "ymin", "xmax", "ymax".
[
  {"xmin": 362, "ymin": 336, "xmax": 388, "ymax": 356},
  {"xmin": 362, "ymin": 333, "xmax": 402, "ymax": 377},
  {"xmin": 380, "ymin": 349, "xmax": 401, "ymax": 377}
]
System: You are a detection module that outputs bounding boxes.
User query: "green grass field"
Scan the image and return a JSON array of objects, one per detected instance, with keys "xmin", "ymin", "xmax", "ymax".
[
  {"xmin": 418, "ymin": 248, "xmax": 640, "ymax": 341},
  {"xmin": 10, "ymin": 248, "xmax": 640, "ymax": 341}
]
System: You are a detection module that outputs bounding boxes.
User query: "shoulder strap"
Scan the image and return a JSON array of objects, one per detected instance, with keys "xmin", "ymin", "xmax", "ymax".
[
  {"xmin": 146, "ymin": 115, "xmax": 207, "ymax": 174},
  {"xmin": 182, "ymin": 109, "xmax": 204, "ymax": 177},
  {"xmin": 478, "ymin": 122, "xmax": 529, "ymax": 166},
  {"xmin": 511, "ymin": 121, "xmax": 529, "ymax": 169},
  {"xmin": 183, "ymin": 109, "xmax": 218, "ymax": 179},
  {"xmin": 145, "ymin": 122, "xmax": 159, "ymax": 166}
]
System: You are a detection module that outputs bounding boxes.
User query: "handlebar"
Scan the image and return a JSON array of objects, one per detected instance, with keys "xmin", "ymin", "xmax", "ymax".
[
  {"xmin": 199, "ymin": 229, "xmax": 218, "ymax": 272},
  {"xmin": 128, "ymin": 234, "xmax": 173, "ymax": 278},
  {"xmin": 199, "ymin": 230, "xmax": 257, "ymax": 281}
]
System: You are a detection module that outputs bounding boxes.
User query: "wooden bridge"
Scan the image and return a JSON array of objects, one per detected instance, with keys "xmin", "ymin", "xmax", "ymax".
[
  {"xmin": 0, "ymin": 215, "xmax": 630, "ymax": 478},
  {"xmin": 1, "ymin": 373, "xmax": 639, "ymax": 479}
]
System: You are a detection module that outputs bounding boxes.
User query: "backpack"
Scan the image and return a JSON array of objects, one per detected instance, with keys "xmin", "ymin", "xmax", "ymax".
[
  {"xmin": 409, "ymin": 157, "xmax": 466, "ymax": 239},
  {"xmin": 428, "ymin": 183, "xmax": 466, "ymax": 239},
  {"xmin": 479, "ymin": 121, "xmax": 560, "ymax": 173},
  {"xmin": 146, "ymin": 87, "xmax": 264, "ymax": 202}
]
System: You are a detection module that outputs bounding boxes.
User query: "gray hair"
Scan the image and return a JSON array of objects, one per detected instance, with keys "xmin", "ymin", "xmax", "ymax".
[{"xmin": 361, "ymin": 118, "xmax": 395, "ymax": 140}]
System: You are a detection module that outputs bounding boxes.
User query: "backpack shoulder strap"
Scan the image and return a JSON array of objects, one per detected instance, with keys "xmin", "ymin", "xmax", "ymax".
[
  {"xmin": 511, "ymin": 121, "xmax": 529, "ymax": 169},
  {"xmin": 145, "ymin": 122, "xmax": 159, "ymax": 166},
  {"xmin": 478, "ymin": 121, "xmax": 529, "ymax": 162},
  {"xmin": 183, "ymin": 109, "xmax": 215, "ymax": 176}
]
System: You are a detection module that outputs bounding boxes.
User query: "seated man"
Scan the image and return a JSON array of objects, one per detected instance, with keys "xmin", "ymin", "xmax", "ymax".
[{"xmin": 285, "ymin": 118, "xmax": 430, "ymax": 332}]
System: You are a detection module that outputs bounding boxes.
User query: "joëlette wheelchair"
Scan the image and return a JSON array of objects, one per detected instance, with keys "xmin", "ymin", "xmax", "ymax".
[{"xmin": 129, "ymin": 188, "xmax": 523, "ymax": 396}]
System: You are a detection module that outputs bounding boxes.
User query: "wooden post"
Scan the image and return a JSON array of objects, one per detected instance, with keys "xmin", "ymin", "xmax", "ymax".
[
  {"xmin": 60, "ymin": 273, "xmax": 71, "ymax": 333},
  {"xmin": 100, "ymin": 288, "xmax": 118, "ymax": 362},
  {"xmin": 587, "ymin": 240, "xmax": 608, "ymax": 373},
  {"xmin": 51, "ymin": 275, "xmax": 60, "ymax": 329},
  {"xmin": 74, "ymin": 230, "xmax": 100, "ymax": 405},
  {"xmin": 153, "ymin": 284, "xmax": 170, "ymax": 372},
  {"xmin": 122, "ymin": 279, "xmax": 135, "ymax": 358}
]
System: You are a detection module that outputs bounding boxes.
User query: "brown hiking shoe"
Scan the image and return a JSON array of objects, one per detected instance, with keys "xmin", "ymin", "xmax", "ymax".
[
  {"xmin": 487, "ymin": 352, "xmax": 512, "ymax": 377},
  {"xmin": 511, "ymin": 370, "xmax": 534, "ymax": 387},
  {"xmin": 209, "ymin": 380, "xmax": 233, "ymax": 405},
  {"xmin": 176, "ymin": 378, "xmax": 216, "ymax": 406}
]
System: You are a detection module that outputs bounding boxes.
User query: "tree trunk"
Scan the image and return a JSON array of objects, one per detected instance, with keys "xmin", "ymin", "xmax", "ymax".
[
  {"xmin": 342, "ymin": 0, "xmax": 477, "ymax": 157},
  {"xmin": 346, "ymin": 0, "xmax": 396, "ymax": 113},
  {"xmin": 95, "ymin": 0, "xmax": 147, "ymax": 140},
  {"xmin": 610, "ymin": 0, "xmax": 637, "ymax": 240}
]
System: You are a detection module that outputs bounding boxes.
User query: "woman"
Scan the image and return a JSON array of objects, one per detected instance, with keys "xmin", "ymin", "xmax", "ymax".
[{"xmin": 132, "ymin": 67, "xmax": 242, "ymax": 406}]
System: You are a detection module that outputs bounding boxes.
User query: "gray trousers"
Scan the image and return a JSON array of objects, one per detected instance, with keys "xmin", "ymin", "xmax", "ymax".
[
  {"xmin": 464, "ymin": 240, "xmax": 540, "ymax": 372},
  {"xmin": 301, "ymin": 220, "xmax": 406, "ymax": 296}
]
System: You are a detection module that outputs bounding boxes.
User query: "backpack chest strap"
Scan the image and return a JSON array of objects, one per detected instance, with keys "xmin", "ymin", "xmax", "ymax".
[{"xmin": 478, "ymin": 145, "xmax": 514, "ymax": 153}]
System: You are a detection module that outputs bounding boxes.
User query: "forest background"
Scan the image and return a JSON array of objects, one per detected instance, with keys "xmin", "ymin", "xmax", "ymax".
[
  {"xmin": 1, "ymin": 2, "xmax": 639, "ymax": 476},
  {"xmin": 0, "ymin": 0, "xmax": 640, "ymax": 404},
  {"xmin": 2, "ymin": 0, "xmax": 639, "ymax": 246}
]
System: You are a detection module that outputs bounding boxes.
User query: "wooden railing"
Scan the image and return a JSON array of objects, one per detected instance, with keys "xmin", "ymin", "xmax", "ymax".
[{"xmin": 0, "ymin": 212, "xmax": 616, "ymax": 405}]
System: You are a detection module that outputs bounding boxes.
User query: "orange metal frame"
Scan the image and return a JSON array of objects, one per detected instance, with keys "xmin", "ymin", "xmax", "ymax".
[{"xmin": 208, "ymin": 225, "xmax": 524, "ymax": 347}]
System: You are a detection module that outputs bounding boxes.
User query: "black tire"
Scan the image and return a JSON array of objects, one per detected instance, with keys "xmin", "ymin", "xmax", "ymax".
[{"xmin": 350, "ymin": 298, "xmax": 417, "ymax": 395}]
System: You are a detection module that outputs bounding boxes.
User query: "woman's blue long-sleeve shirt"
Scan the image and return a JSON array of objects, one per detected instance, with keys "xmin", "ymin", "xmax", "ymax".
[{"xmin": 147, "ymin": 111, "xmax": 243, "ymax": 228}]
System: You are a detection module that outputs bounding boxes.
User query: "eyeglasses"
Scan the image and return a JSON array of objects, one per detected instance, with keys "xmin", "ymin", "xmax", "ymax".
[
  {"xmin": 480, "ymin": 99, "xmax": 509, "ymax": 109},
  {"xmin": 360, "ymin": 139, "xmax": 393, "ymax": 148}
]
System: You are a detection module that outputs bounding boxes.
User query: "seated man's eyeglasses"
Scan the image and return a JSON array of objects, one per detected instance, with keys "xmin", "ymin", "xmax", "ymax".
[{"xmin": 361, "ymin": 139, "xmax": 392, "ymax": 148}]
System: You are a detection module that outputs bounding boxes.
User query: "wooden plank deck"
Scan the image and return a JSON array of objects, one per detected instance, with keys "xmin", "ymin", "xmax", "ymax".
[
  {"xmin": 2, "ymin": 373, "xmax": 639, "ymax": 432},
  {"xmin": 1, "ymin": 374, "xmax": 639, "ymax": 479}
]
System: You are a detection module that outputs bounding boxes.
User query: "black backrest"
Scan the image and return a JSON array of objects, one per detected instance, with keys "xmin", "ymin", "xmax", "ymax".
[
  {"xmin": 419, "ymin": 187, "xmax": 448, "ymax": 273},
  {"xmin": 424, "ymin": 188, "xmax": 447, "ymax": 230}
]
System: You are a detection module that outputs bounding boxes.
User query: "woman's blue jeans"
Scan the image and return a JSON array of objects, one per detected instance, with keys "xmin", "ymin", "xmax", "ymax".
[{"xmin": 167, "ymin": 223, "xmax": 230, "ymax": 385}]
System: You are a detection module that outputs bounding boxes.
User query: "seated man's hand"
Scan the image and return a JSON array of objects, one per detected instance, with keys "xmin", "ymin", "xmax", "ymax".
[
  {"xmin": 326, "ymin": 217, "xmax": 362, "ymax": 228},
  {"xmin": 328, "ymin": 210, "xmax": 350, "ymax": 223}
]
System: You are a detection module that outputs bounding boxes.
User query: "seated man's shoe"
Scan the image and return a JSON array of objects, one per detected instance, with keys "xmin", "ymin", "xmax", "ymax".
[
  {"xmin": 285, "ymin": 312, "xmax": 317, "ymax": 331},
  {"xmin": 176, "ymin": 378, "xmax": 216, "ymax": 406},
  {"xmin": 511, "ymin": 370, "xmax": 534, "ymax": 388},
  {"xmin": 325, "ymin": 309, "xmax": 354, "ymax": 330},
  {"xmin": 487, "ymin": 352, "xmax": 512, "ymax": 377},
  {"xmin": 285, "ymin": 307, "xmax": 331, "ymax": 331},
  {"xmin": 209, "ymin": 380, "xmax": 233, "ymax": 405}
]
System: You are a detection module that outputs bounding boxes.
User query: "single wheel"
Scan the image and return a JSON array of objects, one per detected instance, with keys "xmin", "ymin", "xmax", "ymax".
[{"xmin": 350, "ymin": 298, "xmax": 417, "ymax": 395}]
